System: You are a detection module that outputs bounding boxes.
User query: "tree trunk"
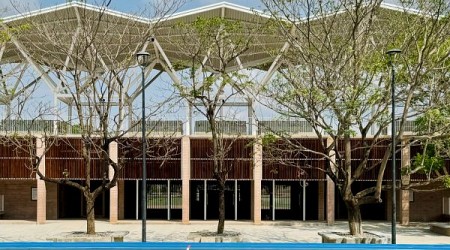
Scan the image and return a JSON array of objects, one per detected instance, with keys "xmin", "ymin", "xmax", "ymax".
[
  {"xmin": 86, "ymin": 196, "xmax": 96, "ymax": 234},
  {"xmin": 345, "ymin": 201, "xmax": 363, "ymax": 236},
  {"xmin": 217, "ymin": 184, "xmax": 225, "ymax": 234}
]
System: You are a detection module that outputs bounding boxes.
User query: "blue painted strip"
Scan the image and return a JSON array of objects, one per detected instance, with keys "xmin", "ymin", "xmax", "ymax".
[{"xmin": 1, "ymin": 242, "xmax": 450, "ymax": 250}]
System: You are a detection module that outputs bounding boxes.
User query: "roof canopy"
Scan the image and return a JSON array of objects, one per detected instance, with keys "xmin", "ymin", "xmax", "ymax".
[
  {"xmin": 1, "ymin": 1, "xmax": 282, "ymax": 72},
  {"xmin": 0, "ymin": 1, "xmax": 420, "ymax": 72}
]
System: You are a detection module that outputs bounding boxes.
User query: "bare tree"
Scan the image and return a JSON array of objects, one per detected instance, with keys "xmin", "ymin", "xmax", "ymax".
[
  {"xmin": 166, "ymin": 16, "xmax": 266, "ymax": 234},
  {"xmin": 0, "ymin": 0, "xmax": 182, "ymax": 234},
  {"xmin": 260, "ymin": 0, "xmax": 450, "ymax": 236}
]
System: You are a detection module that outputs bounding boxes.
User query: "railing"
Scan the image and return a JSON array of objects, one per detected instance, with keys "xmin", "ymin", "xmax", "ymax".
[
  {"xmin": 398, "ymin": 120, "xmax": 416, "ymax": 133},
  {"xmin": 131, "ymin": 120, "xmax": 183, "ymax": 134},
  {"xmin": 258, "ymin": 120, "xmax": 313, "ymax": 134},
  {"xmin": 194, "ymin": 120, "xmax": 247, "ymax": 135},
  {"xmin": 0, "ymin": 119, "xmax": 319, "ymax": 136},
  {"xmin": 0, "ymin": 119, "xmax": 72, "ymax": 134},
  {"xmin": 379, "ymin": 120, "xmax": 416, "ymax": 135},
  {"xmin": 0, "ymin": 119, "xmax": 186, "ymax": 135},
  {"xmin": 194, "ymin": 119, "xmax": 314, "ymax": 135},
  {"xmin": 146, "ymin": 182, "xmax": 182, "ymax": 210}
]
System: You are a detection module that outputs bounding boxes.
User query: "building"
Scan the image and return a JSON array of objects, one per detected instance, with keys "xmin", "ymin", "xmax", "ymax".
[{"xmin": 0, "ymin": 1, "xmax": 449, "ymax": 225}]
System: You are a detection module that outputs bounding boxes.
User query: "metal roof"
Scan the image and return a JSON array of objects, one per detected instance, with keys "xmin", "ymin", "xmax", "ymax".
[
  {"xmin": 0, "ymin": 1, "xmax": 422, "ymax": 72},
  {"xmin": 1, "ymin": 2, "xmax": 153, "ymax": 71},
  {"xmin": 0, "ymin": 1, "xmax": 281, "ymax": 72}
]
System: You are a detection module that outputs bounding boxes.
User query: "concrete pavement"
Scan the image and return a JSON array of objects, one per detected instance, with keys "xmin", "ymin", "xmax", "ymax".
[{"xmin": 0, "ymin": 220, "xmax": 449, "ymax": 244}]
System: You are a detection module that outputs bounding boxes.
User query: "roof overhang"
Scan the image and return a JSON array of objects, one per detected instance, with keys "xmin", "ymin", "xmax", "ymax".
[
  {"xmin": 0, "ymin": 1, "xmax": 282, "ymax": 72},
  {"xmin": 0, "ymin": 1, "xmax": 430, "ymax": 73}
]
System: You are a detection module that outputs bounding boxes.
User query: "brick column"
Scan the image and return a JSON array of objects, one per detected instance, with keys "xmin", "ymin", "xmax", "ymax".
[
  {"xmin": 400, "ymin": 139, "xmax": 410, "ymax": 225},
  {"xmin": 326, "ymin": 137, "xmax": 335, "ymax": 225},
  {"xmin": 181, "ymin": 136, "xmax": 191, "ymax": 224},
  {"xmin": 252, "ymin": 139, "xmax": 262, "ymax": 224},
  {"xmin": 109, "ymin": 141, "xmax": 118, "ymax": 223},
  {"xmin": 36, "ymin": 137, "xmax": 46, "ymax": 224}
]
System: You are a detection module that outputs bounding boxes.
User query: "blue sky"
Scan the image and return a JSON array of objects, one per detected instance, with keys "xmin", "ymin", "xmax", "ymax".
[
  {"xmin": 0, "ymin": 0, "xmax": 407, "ymax": 18},
  {"xmin": 0, "ymin": 0, "xmax": 264, "ymax": 17}
]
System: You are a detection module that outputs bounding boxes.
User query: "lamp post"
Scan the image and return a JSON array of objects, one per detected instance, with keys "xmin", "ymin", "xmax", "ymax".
[
  {"xmin": 386, "ymin": 48, "xmax": 401, "ymax": 244},
  {"xmin": 136, "ymin": 51, "xmax": 150, "ymax": 242}
]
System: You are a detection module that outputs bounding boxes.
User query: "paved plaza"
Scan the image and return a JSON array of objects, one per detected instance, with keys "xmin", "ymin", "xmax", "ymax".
[{"xmin": 0, "ymin": 220, "xmax": 449, "ymax": 244}]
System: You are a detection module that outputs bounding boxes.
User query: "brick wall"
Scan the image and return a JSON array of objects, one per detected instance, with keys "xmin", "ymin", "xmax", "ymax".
[
  {"xmin": 410, "ymin": 189, "xmax": 450, "ymax": 221},
  {"xmin": 0, "ymin": 180, "xmax": 36, "ymax": 219},
  {"xmin": 46, "ymin": 183, "xmax": 58, "ymax": 219}
]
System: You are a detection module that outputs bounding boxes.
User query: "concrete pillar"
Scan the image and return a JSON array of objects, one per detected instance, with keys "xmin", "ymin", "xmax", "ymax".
[
  {"xmin": 36, "ymin": 137, "xmax": 46, "ymax": 224},
  {"xmin": 252, "ymin": 139, "xmax": 262, "ymax": 224},
  {"xmin": 318, "ymin": 180, "xmax": 325, "ymax": 221},
  {"xmin": 109, "ymin": 141, "xmax": 118, "ymax": 223},
  {"xmin": 181, "ymin": 136, "xmax": 191, "ymax": 224},
  {"xmin": 185, "ymin": 103, "xmax": 192, "ymax": 136},
  {"xmin": 247, "ymin": 98, "xmax": 257, "ymax": 136},
  {"xmin": 400, "ymin": 139, "xmax": 410, "ymax": 225},
  {"xmin": 326, "ymin": 177, "xmax": 335, "ymax": 225},
  {"xmin": 326, "ymin": 137, "xmax": 335, "ymax": 225}
]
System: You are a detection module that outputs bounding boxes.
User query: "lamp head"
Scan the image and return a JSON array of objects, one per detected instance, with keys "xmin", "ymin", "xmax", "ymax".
[
  {"xmin": 62, "ymin": 169, "xmax": 69, "ymax": 178},
  {"xmin": 386, "ymin": 48, "xmax": 402, "ymax": 55},
  {"xmin": 136, "ymin": 51, "xmax": 151, "ymax": 67}
]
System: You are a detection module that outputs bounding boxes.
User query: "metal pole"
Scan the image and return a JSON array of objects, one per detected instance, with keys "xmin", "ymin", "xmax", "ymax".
[
  {"xmin": 386, "ymin": 48, "xmax": 401, "ymax": 244},
  {"xmin": 272, "ymin": 180, "xmax": 275, "ymax": 221},
  {"xmin": 168, "ymin": 179, "xmax": 171, "ymax": 220},
  {"xmin": 235, "ymin": 180, "xmax": 238, "ymax": 221},
  {"xmin": 141, "ymin": 67, "xmax": 147, "ymax": 242},
  {"xmin": 390, "ymin": 60, "xmax": 396, "ymax": 244},
  {"xmin": 302, "ymin": 180, "xmax": 306, "ymax": 221},
  {"xmin": 136, "ymin": 180, "xmax": 139, "ymax": 220},
  {"xmin": 204, "ymin": 180, "xmax": 207, "ymax": 220}
]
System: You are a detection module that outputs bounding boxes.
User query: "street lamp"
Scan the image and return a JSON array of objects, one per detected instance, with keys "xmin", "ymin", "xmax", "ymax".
[
  {"xmin": 136, "ymin": 51, "xmax": 150, "ymax": 242},
  {"xmin": 386, "ymin": 48, "xmax": 401, "ymax": 245}
]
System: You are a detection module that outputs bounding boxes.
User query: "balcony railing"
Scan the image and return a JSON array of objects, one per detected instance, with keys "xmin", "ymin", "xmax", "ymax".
[
  {"xmin": 398, "ymin": 120, "xmax": 416, "ymax": 133},
  {"xmin": 258, "ymin": 120, "xmax": 313, "ymax": 134},
  {"xmin": 379, "ymin": 120, "xmax": 416, "ymax": 135},
  {"xmin": 0, "ymin": 119, "xmax": 315, "ymax": 136},
  {"xmin": 131, "ymin": 120, "xmax": 183, "ymax": 134},
  {"xmin": 0, "ymin": 119, "xmax": 73, "ymax": 134},
  {"xmin": 194, "ymin": 120, "xmax": 247, "ymax": 135}
]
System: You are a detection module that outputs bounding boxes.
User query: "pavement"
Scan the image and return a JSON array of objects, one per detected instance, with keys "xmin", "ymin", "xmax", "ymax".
[{"xmin": 0, "ymin": 220, "xmax": 449, "ymax": 244}]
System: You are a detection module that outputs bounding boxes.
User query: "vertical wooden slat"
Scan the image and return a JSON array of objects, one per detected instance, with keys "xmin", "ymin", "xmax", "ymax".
[
  {"xmin": 0, "ymin": 137, "xmax": 35, "ymax": 179},
  {"xmin": 190, "ymin": 138, "xmax": 253, "ymax": 179},
  {"xmin": 117, "ymin": 138, "xmax": 182, "ymax": 180},
  {"xmin": 262, "ymin": 138, "xmax": 326, "ymax": 180}
]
